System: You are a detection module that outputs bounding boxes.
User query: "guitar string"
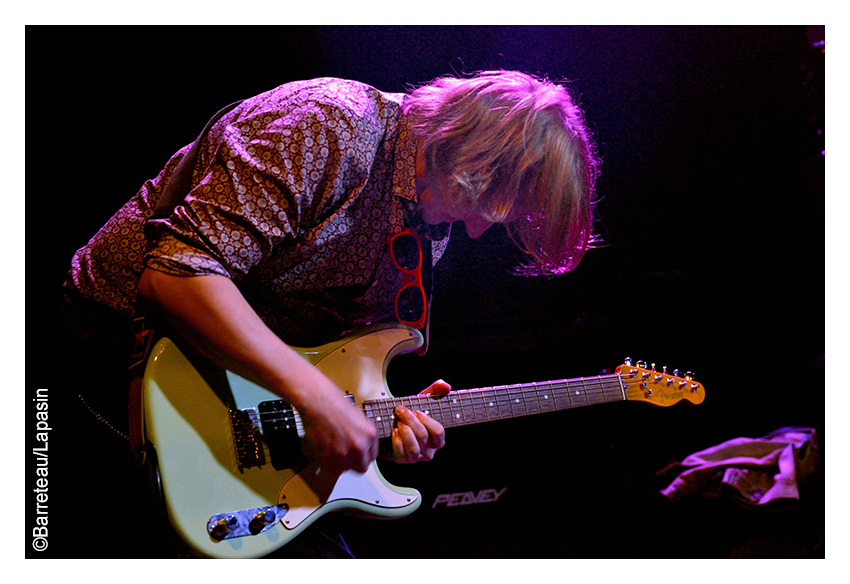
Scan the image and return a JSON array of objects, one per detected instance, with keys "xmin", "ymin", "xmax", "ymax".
[
  {"xmin": 359, "ymin": 371, "xmax": 698, "ymax": 436},
  {"xmin": 251, "ymin": 375, "xmax": 628, "ymax": 423},
  {"xmin": 249, "ymin": 366, "xmax": 689, "ymax": 419},
  {"xmin": 251, "ymin": 375, "xmax": 633, "ymax": 432},
  {"xmin": 251, "ymin": 375, "xmax": 633, "ymax": 420},
  {"xmin": 249, "ymin": 377, "xmax": 676, "ymax": 432},
  {"xmin": 363, "ymin": 387, "xmax": 623, "ymax": 438},
  {"xmin": 363, "ymin": 379, "xmax": 627, "ymax": 426},
  {"xmin": 251, "ymin": 378, "xmax": 685, "ymax": 440},
  {"xmin": 248, "ymin": 374, "xmax": 698, "ymax": 441}
]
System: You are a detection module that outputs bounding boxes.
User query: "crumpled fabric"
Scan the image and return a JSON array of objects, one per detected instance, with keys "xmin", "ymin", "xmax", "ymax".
[{"xmin": 660, "ymin": 427, "xmax": 819, "ymax": 507}]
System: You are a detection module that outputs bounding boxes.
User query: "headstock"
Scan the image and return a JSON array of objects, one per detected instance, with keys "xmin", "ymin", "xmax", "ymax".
[{"xmin": 615, "ymin": 358, "xmax": 705, "ymax": 406}]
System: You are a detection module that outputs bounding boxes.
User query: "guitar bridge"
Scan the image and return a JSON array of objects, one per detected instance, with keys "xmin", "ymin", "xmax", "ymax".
[
  {"xmin": 229, "ymin": 408, "xmax": 266, "ymax": 469},
  {"xmin": 230, "ymin": 401, "xmax": 304, "ymax": 471}
]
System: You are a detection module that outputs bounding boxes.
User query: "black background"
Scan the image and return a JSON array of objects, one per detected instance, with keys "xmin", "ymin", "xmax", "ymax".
[{"xmin": 27, "ymin": 25, "xmax": 824, "ymax": 558}]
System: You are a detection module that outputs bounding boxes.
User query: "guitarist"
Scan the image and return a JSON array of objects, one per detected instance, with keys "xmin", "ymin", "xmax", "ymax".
[{"xmin": 61, "ymin": 71, "xmax": 599, "ymax": 557}]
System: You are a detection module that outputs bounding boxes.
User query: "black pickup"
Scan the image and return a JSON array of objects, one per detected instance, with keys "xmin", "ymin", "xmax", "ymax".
[{"xmin": 258, "ymin": 400, "xmax": 304, "ymax": 471}]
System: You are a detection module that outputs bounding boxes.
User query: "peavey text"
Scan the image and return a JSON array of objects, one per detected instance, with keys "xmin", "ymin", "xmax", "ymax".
[{"xmin": 432, "ymin": 487, "xmax": 507, "ymax": 508}]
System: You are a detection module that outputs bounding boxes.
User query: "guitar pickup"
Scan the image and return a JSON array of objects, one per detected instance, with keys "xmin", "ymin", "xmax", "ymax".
[{"xmin": 258, "ymin": 400, "xmax": 304, "ymax": 471}]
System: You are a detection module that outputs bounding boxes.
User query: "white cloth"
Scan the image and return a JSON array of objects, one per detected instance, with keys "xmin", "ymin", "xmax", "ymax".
[{"xmin": 660, "ymin": 427, "xmax": 819, "ymax": 506}]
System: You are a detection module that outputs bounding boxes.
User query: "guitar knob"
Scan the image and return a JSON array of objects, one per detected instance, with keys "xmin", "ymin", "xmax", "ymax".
[
  {"xmin": 249, "ymin": 509, "xmax": 277, "ymax": 534},
  {"xmin": 210, "ymin": 516, "xmax": 238, "ymax": 540}
]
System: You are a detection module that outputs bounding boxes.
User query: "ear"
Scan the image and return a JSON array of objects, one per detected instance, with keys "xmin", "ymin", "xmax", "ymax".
[{"xmin": 415, "ymin": 139, "xmax": 427, "ymax": 178}]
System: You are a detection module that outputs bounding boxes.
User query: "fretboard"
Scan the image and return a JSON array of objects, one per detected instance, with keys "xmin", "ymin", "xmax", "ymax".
[{"xmin": 361, "ymin": 374, "xmax": 627, "ymax": 440}]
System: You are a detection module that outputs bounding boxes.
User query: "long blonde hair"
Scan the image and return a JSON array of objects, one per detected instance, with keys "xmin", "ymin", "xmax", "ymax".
[{"xmin": 403, "ymin": 70, "xmax": 600, "ymax": 275}]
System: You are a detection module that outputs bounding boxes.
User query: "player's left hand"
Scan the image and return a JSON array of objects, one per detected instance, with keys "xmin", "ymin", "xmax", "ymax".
[{"xmin": 386, "ymin": 379, "xmax": 449, "ymax": 464}]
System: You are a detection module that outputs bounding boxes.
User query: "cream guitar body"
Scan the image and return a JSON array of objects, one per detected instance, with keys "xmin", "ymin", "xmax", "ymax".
[
  {"xmin": 143, "ymin": 323, "xmax": 705, "ymax": 558},
  {"xmin": 144, "ymin": 324, "xmax": 423, "ymax": 559}
]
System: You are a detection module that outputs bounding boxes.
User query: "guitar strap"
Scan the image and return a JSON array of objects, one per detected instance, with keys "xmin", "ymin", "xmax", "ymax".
[
  {"xmin": 416, "ymin": 235, "xmax": 434, "ymax": 356},
  {"xmin": 128, "ymin": 99, "xmax": 244, "ymax": 466}
]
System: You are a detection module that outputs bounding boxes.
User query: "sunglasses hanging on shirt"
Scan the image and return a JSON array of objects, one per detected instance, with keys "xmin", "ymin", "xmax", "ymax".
[{"xmin": 389, "ymin": 228, "xmax": 428, "ymax": 329}]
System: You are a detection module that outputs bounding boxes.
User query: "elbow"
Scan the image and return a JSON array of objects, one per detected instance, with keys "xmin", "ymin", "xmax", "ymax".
[{"xmin": 137, "ymin": 268, "xmax": 164, "ymax": 305}]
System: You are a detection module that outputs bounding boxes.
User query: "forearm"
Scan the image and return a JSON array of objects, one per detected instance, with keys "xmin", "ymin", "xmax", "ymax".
[
  {"xmin": 136, "ymin": 267, "xmax": 440, "ymax": 470},
  {"xmin": 137, "ymin": 268, "xmax": 336, "ymax": 414}
]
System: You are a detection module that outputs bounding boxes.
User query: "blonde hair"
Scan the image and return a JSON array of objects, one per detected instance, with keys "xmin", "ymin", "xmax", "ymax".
[{"xmin": 403, "ymin": 70, "xmax": 599, "ymax": 275}]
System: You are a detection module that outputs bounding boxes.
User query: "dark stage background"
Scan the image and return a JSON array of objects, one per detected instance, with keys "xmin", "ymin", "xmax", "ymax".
[{"xmin": 28, "ymin": 26, "xmax": 824, "ymax": 558}]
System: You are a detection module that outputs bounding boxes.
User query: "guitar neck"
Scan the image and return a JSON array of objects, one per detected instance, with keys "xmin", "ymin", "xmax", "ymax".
[{"xmin": 361, "ymin": 374, "xmax": 627, "ymax": 440}]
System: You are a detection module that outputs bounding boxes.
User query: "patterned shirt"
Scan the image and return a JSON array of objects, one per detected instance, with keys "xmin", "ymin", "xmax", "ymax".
[{"xmin": 66, "ymin": 78, "xmax": 449, "ymax": 346}]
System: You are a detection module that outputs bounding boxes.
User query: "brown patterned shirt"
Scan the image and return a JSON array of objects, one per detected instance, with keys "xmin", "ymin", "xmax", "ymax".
[{"xmin": 66, "ymin": 78, "xmax": 449, "ymax": 346}]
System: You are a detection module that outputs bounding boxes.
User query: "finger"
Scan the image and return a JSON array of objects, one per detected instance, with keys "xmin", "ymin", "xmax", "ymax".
[
  {"xmin": 353, "ymin": 439, "xmax": 379, "ymax": 474},
  {"xmin": 395, "ymin": 405, "xmax": 429, "ymax": 442},
  {"xmin": 395, "ymin": 422, "xmax": 422, "ymax": 459},
  {"xmin": 391, "ymin": 427, "xmax": 423, "ymax": 464},
  {"xmin": 391, "ymin": 427, "xmax": 406, "ymax": 461},
  {"xmin": 413, "ymin": 410, "xmax": 446, "ymax": 448}
]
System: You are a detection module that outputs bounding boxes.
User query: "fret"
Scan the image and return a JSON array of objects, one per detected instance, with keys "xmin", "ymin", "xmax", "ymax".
[
  {"xmin": 587, "ymin": 377, "xmax": 607, "ymax": 405},
  {"xmin": 476, "ymin": 387, "xmax": 493, "ymax": 421},
  {"xmin": 534, "ymin": 383, "xmax": 551, "ymax": 414},
  {"xmin": 573, "ymin": 382, "xmax": 587, "ymax": 402},
  {"xmin": 496, "ymin": 386, "xmax": 511, "ymax": 419},
  {"xmin": 607, "ymin": 376, "xmax": 627, "ymax": 401},
  {"xmin": 468, "ymin": 393, "xmax": 481, "ymax": 423},
  {"xmin": 579, "ymin": 377, "xmax": 594, "ymax": 405},
  {"xmin": 438, "ymin": 393, "xmax": 454, "ymax": 426},
  {"xmin": 467, "ymin": 391, "xmax": 478, "ymax": 423},
  {"xmin": 549, "ymin": 381, "xmax": 574, "ymax": 411},
  {"xmin": 447, "ymin": 394, "xmax": 461, "ymax": 426},
  {"xmin": 494, "ymin": 388, "xmax": 504, "ymax": 420},
  {"xmin": 462, "ymin": 392, "xmax": 476, "ymax": 424},
  {"xmin": 494, "ymin": 387, "xmax": 510, "ymax": 421},
  {"xmin": 552, "ymin": 381, "xmax": 571, "ymax": 411},
  {"xmin": 534, "ymin": 381, "xmax": 547, "ymax": 411},
  {"xmin": 474, "ymin": 390, "xmax": 488, "ymax": 423},
  {"xmin": 510, "ymin": 384, "xmax": 529, "ymax": 418},
  {"xmin": 475, "ymin": 388, "xmax": 497, "ymax": 422},
  {"xmin": 524, "ymin": 384, "xmax": 539, "ymax": 415}
]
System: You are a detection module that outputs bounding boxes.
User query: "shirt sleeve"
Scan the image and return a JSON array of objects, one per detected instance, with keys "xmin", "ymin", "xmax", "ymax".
[{"xmin": 145, "ymin": 82, "xmax": 388, "ymax": 280}]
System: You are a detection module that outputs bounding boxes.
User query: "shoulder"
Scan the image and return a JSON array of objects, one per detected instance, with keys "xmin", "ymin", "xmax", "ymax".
[{"xmin": 244, "ymin": 78, "xmax": 404, "ymax": 128}]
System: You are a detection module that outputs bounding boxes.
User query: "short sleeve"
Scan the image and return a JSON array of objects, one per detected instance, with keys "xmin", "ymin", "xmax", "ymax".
[{"xmin": 145, "ymin": 80, "xmax": 388, "ymax": 281}]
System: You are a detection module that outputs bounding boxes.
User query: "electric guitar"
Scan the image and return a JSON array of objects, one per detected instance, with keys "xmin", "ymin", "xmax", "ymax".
[{"xmin": 143, "ymin": 323, "xmax": 705, "ymax": 558}]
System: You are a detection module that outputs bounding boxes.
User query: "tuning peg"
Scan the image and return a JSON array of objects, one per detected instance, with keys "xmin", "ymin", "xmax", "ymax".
[
  {"xmin": 636, "ymin": 360, "xmax": 647, "ymax": 369},
  {"xmin": 685, "ymin": 371, "xmax": 695, "ymax": 381},
  {"xmin": 623, "ymin": 357, "xmax": 633, "ymax": 366},
  {"xmin": 673, "ymin": 369, "xmax": 680, "ymax": 378}
]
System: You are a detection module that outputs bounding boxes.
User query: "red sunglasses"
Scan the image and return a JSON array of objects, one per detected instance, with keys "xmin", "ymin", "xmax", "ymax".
[{"xmin": 388, "ymin": 228, "xmax": 427, "ymax": 329}]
